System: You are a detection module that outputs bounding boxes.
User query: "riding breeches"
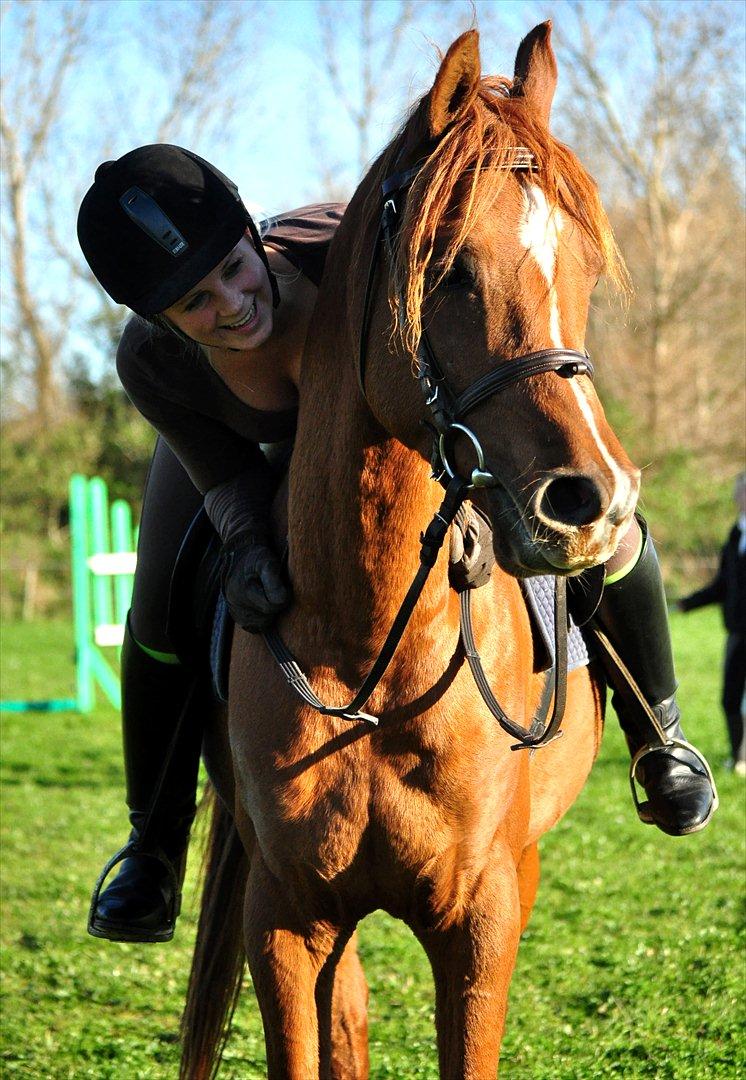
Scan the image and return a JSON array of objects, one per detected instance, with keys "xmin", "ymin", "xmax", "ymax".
[{"xmin": 128, "ymin": 438, "xmax": 204, "ymax": 655}]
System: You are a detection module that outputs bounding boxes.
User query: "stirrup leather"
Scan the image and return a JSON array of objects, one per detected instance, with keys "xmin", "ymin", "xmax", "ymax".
[{"xmin": 629, "ymin": 738, "xmax": 719, "ymax": 833}]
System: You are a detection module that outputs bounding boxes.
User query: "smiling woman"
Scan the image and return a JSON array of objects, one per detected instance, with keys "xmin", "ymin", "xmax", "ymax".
[
  {"xmin": 164, "ymin": 238, "xmax": 274, "ymax": 348},
  {"xmin": 77, "ymin": 143, "xmax": 343, "ymax": 943}
]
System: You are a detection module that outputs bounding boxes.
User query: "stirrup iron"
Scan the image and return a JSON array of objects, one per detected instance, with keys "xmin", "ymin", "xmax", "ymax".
[
  {"xmin": 629, "ymin": 738, "xmax": 719, "ymax": 833},
  {"xmin": 87, "ymin": 839, "xmax": 182, "ymax": 941}
]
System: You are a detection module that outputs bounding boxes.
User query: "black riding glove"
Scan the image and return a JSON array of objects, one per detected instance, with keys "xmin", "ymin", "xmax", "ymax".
[
  {"xmin": 204, "ymin": 461, "xmax": 291, "ymax": 634},
  {"xmin": 220, "ymin": 528, "xmax": 291, "ymax": 632}
]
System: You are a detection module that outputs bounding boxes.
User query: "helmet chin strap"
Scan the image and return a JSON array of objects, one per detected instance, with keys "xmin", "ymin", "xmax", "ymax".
[
  {"xmin": 214, "ymin": 216, "xmax": 280, "ymax": 352},
  {"xmin": 244, "ymin": 214, "xmax": 280, "ymax": 309}
]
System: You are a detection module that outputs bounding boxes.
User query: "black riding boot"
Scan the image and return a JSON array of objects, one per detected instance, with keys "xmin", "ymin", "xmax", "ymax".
[
  {"xmin": 593, "ymin": 524, "xmax": 717, "ymax": 836},
  {"xmin": 88, "ymin": 618, "xmax": 204, "ymax": 942}
]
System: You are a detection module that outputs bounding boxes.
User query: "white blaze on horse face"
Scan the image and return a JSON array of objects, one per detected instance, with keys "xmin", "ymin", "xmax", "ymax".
[
  {"xmin": 519, "ymin": 185, "xmax": 564, "ymax": 347},
  {"xmin": 568, "ymin": 379, "xmax": 632, "ymax": 517},
  {"xmin": 519, "ymin": 185, "xmax": 631, "ymax": 520}
]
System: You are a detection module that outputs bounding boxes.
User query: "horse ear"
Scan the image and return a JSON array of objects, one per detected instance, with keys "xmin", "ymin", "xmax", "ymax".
[
  {"xmin": 511, "ymin": 21, "xmax": 557, "ymax": 126},
  {"xmin": 425, "ymin": 30, "xmax": 481, "ymax": 140}
]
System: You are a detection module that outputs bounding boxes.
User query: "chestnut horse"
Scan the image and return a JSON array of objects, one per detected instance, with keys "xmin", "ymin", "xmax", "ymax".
[{"xmin": 181, "ymin": 23, "xmax": 639, "ymax": 1080}]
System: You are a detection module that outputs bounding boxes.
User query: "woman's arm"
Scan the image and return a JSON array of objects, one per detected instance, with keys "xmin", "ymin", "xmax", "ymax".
[
  {"xmin": 116, "ymin": 317, "xmax": 291, "ymax": 629},
  {"xmin": 116, "ymin": 316, "xmax": 278, "ymax": 495},
  {"xmin": 678, "ymin": 543, "xmax": 727, "ymax": 612}
]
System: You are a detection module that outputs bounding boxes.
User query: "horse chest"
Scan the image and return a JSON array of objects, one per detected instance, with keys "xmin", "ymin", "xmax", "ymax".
[
  {"xmin": 241, "ymin": 719, "xmax": 513, "ymax": 903},
  {"xmin": 231, "ymin": 624, "xmax": 530, "ymax": 909}
]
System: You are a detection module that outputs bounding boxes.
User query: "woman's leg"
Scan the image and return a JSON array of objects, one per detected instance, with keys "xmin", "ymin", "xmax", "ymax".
[
  {"xmin": 593, "ymin": 516, "xmax": 716, "ymax": 836},
  {"xmin": 90, "ymin": 438, "xmax": 207, "ymax": 943},
  {"xmin": 722, "ymin": 632, "xmax": 746, "ymax": 770}
]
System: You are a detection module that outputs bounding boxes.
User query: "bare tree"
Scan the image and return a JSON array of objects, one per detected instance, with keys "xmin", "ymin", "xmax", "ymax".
[
  {"xmin": 0, "ymin": 0, "xmax": 93, "ymax": 427},
  {"xmin": 0, "ymin": 0, "xmax": 261, "ymax": 429},
  {"xmin": 309, "ymin": 0, "xmax": 473, "ymax": 199},
  {"xmin": 317, "ymin": 0, "xmax": 416, "ymax": 178},
  {"xmin": 551, "ymin": 0, "xmax": 745, "ymax": 460},
  {"xmin": 144, "ymin": 0, "xmax": 252, "ymax": 147}
]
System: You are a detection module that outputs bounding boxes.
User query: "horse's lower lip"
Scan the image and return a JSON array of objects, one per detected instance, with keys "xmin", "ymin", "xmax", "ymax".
[
  {"xmin": 541, "ymin": 551, "xmax": 604, "ymax": 573},
  {"xmin": 502, "ymin": 550, "xmax": 566, "ymax": 578},
  {"xmin": 484, "ymin": 492, "xmax": 609, "ymax": 577},
  {"xmin": 496, "ymin": 545, "xmax": 598, "ymax": 578},
  {"xmin": 507, "ymin": 530, "xmax": 609, "ymax": 576}
]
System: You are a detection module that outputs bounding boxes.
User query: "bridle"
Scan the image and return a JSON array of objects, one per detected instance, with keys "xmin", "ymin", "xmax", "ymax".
[
  {"xmin": 264, "ymin": 148, "xmax": 595, "ymax": 750},
  {"xmin": 357, "ymin": 153, "xmax": 594, "ymax": 490}
]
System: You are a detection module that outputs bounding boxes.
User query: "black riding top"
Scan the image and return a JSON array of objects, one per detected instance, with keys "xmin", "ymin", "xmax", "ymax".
[{"xmin": 116, "ymin": 203, "xmax": 345, "ymax": 494}]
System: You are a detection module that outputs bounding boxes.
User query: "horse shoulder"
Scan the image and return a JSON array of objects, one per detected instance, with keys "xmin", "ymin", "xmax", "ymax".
[{"xmin": 526, "ymin": 664, "xmax": 604, "ymax": 843}]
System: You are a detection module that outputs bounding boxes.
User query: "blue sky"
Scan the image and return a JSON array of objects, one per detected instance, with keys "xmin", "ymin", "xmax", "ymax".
[
  {"xmin": 5, "ymin": 0, "xmax": 744, "ymax": 219},
  {"xmin": 1, "ymin": 0, "xmax": 538, "ymax": 378},
  {"xmin": 3, "ymin": 0, "xmax": 542, "ymax": 213},
  {"xmin": 95, "ymin": 0, "xmax": 527, "ymax": 211},
  {"xmin": 1, "ymin": 0, "xmax": 743, "ymax": 382}
]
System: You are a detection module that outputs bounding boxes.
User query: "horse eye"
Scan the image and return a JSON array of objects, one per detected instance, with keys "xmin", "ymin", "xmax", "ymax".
[{"xmin": 438, "ymin": 254, "xmax": 477, "ymax": 291}]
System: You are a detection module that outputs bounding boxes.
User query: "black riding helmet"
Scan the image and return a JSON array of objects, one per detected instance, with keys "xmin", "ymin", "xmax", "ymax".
[{"xmin": 77, "ymin": 144, "xmax": 279, "ymax": 316}]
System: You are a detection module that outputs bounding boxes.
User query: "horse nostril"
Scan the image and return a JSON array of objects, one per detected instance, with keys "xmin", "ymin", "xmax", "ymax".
[{"xmin": 538, "ymin": 476, "xmax": 604, "ymax": 527}]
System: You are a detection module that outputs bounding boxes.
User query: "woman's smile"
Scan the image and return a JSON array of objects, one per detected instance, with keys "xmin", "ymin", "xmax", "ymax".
[{"xmin": 220, "ymin": 293, "xmax": 259, "ymax": 335}]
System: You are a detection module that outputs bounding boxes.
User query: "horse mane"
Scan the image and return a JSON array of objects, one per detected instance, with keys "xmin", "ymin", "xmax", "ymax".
[{"xmin": 359, "ymin": 73, "xmax": 628, "ymax": 360}]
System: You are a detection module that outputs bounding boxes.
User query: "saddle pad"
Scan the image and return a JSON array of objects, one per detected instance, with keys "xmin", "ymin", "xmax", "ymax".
[{"xmin": 522, "ymin": 575, "xmax": 589, "ymax": 673}]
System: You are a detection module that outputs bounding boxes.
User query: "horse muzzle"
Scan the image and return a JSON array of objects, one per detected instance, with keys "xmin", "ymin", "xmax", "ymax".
[{"xmin": 484, "ymin": 465, "xmax": 640, "ymax": 577}]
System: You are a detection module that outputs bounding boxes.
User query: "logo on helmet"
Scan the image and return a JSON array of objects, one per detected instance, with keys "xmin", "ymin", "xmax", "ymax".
[{"xmin": 119, "ymin": 187, "xmax": 189, "ymax": 257}]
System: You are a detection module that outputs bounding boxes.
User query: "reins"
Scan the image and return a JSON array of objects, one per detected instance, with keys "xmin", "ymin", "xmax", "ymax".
[
  {"xmin": 263, "ymin": 474, "xmax": 468, "ymax": 725},
  {"xmin": 263, "ymin": 149, "xmax": 596, "ymax": 749}
]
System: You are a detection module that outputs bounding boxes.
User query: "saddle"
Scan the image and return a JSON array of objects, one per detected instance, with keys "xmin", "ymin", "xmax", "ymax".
[{"xmin": 167, "ymin": 503, "xmax": 590, "ymax": 706}]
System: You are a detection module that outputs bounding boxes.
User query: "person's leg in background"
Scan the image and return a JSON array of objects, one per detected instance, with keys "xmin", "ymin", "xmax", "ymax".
[{"xmin": 722, "ymin": 632, "xmax": 746, "ymax": 774}]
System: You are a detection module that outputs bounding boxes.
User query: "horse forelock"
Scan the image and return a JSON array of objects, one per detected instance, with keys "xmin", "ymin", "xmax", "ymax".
[{"xmin": 359, "ymin": 73, "xmax": 629, "ymax": 361}]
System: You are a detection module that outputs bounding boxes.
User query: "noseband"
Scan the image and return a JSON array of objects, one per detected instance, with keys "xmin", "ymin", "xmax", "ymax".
[{"xmin": 264, "ymin": 150, "xmax": 593, "ymax": 750}]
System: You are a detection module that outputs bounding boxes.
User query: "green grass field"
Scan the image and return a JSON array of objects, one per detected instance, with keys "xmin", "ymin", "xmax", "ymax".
[{"xmin": 1, "ymin": 610, "xmax": 744, "ymax": 1079}]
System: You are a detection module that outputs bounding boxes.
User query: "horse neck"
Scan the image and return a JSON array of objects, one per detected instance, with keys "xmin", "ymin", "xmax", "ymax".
[{"xmin": 287, "ymin": 311, "xmax": 454, "ymax": 658}]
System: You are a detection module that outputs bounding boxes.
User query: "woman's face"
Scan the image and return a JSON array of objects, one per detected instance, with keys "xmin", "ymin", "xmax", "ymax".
[{"xmin": 163, "ymin": 231, "xmax": 273, "ymax": 350}]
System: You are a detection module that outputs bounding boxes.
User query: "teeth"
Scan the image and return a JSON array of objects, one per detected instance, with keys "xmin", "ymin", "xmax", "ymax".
[{"xmin": 225, "ymin": 297, "xmax": 256, "ymax": 329}]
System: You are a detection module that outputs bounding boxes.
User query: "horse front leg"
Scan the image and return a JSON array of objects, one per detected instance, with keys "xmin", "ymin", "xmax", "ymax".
[
  {"xmin": 243, "ymin": 853, "xmax": 364, "ymax": 1080},
  {"xmin": 416, "ymin": 856, "xmax": 522, "ymax": 1079}
]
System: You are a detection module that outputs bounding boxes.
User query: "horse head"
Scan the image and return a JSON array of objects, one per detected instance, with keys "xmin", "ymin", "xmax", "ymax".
[{"xmin": 354, "ymin": 23, "xmax": 640, "ymax": 578}]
